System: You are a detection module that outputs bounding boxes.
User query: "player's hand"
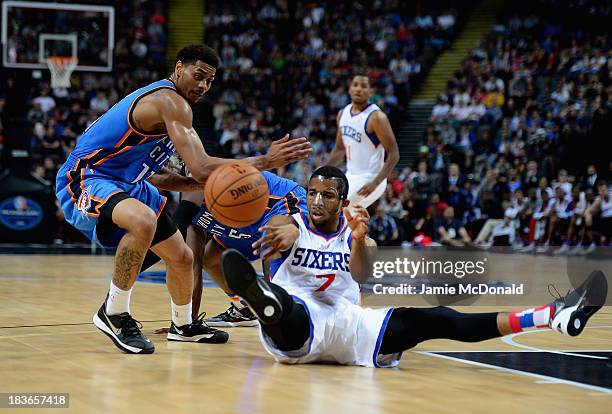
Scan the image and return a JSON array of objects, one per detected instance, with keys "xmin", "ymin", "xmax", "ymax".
[
  {"xmin": 252, "ymin": 223, "xmax": 299, "ymax": 260},
  {"xmin": 356, "ymin": 180, "xmax": 379, "ymax": 197},
  {"xmin": 266, "ymin": 134, "xmax": 313, "ymax": 169},
  {"xmin": 344, "ymin": 206, "xmax": 370, "ymax": 242}
]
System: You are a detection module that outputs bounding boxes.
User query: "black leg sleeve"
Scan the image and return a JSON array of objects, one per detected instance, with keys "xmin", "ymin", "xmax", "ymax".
[
  {"xmin": 379, "ymin": 307, "xmax": 501, "ymax": 355},
  {"xmin": 260, "ymin": 283, "xmax": 311, "ymax": 352},
  {"xmin": 172, "ymin": 199, "xmax": 201, "ymax": 238},
  {"xmin": 140, "ymin": 199, "xmax": 201, "ymax": 272}
]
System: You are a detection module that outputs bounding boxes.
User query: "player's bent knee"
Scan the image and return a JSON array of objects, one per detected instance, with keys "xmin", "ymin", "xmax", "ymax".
[
  {"xmin": 126, "ymin": 211, "xmax": 158, "ymax": 241},
  {"xmin": 181, "ymin": 245, "xmax": 194, "ymax": 266},
  {"xmin": 170, "ymin": 244, "xmax": 194, "ymax": 269}
]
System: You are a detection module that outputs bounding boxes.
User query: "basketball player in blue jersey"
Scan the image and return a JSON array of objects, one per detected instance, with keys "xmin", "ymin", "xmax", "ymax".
[
  {"xmin": 219, "ymin": 167, "xmax": 606, "ymax": 368},
  {"xmin": 327, "ymin": 74, "xmax": 399, "ymax": 208},
  {"xmin": 55, "ymin": 44, "xmax": 311, "ymax": 354}
]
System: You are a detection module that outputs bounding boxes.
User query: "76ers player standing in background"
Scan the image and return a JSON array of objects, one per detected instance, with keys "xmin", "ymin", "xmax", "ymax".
[{"xmin": 327, "ymin": 74, "xmax": 399, "ymax": 208}]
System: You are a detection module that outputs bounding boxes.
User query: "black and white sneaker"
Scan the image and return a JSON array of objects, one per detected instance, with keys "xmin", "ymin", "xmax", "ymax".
[
  {"xmin": 93, "ymin": 302, "xmax": 155, "ymax": 354},
  {"xmin": 549, "ymin": 270, "xmax": 608, "ymax": 336},
  {"xmin": 221, "ymin": 249, "xmax": 283, "ymax": 325},
  {"xmin": 205, "ymin": 305, "xmax": 259, "ymax": 327},
  {"xmin": 167, "ymin": 313, "xmax": 229, "ymax": 344}
]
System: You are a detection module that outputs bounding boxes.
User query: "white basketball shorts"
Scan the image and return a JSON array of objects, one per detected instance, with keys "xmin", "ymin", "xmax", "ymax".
[{"xmin": 258, "ymin": 295, "xmax": 402, "ymax": 368}]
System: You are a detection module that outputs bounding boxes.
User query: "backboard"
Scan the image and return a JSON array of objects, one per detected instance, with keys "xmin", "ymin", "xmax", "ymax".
[{"xmin": 2, "ymin": 1, "xmax": 114, "ymax": 72}]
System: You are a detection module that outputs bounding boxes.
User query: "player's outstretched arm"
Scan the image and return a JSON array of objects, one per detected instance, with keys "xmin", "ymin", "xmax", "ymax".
[
  {"xmin": 326, "ymin": 110, "xmax": 346, "ymax": 167},
  {"xmin": 344, "ymin": 206, "xmax": 377, "ymax": 283},
  {"xmin": 147, "ymin": 167, "xmax": 204, "ymax": 192},
  {"xmin": 357, "ymin": 111, "xmax": 400, "ymax": 197},
  {"xmin": 161, "ymin": 92, "xmax": 312, "ymax": 183},
  {"xmin": 252, "ymin": 215, "xmax": 299, "ymax": 260}
]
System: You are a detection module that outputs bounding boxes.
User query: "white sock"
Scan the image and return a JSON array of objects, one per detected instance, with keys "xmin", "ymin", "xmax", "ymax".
[
  {"xmin": 171, "ymin": 300, "xmax": 192, "ymax": 327},
  {"xmin": 105, "ymin": 282, "xmax": 132, "ymax": 315}
]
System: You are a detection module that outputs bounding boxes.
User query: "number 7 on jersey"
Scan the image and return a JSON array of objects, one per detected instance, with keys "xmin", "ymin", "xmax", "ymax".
[{"xmin": 315, "ymin": 274, "xmax": 336, "ymax": 292}]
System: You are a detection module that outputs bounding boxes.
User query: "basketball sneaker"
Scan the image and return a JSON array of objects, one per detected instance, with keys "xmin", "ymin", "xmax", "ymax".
[
  {"xmin": 553, "ymin": 244, "xmax": 570, "ymax": 255},
  {"xmin": 569, "ymin": 244, "xmax": 584, "ymax": 255},
  {"xmin": 167, "ymin": 313, "xmax": 229, "ymax": 343},
  {"xmin": 221, "ymin": 249, "xmax": 283, "ymax": 325},
  {"xmin": 93, "ymin": 302, "xmax": 155, "ymax": 354},
  {"xmin": 549, "ymin": 270, "xmax": 608, "ymax": 336},
  {"xmin": 205, "ymin": 305, "xmax": 259, "ymax": 327}
]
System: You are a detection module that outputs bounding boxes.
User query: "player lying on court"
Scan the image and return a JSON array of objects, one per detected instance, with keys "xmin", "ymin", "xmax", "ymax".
[
  {"xmin": 326, "ymin": 74, "xmax": 399, "ymax": 208},
  {"xmin": 220, "ymin": 166, "xmax": 608, "ymax": 367},
  {"xmin": 55, "ymin": 44, "xmax": 311, "ymax": 354}
]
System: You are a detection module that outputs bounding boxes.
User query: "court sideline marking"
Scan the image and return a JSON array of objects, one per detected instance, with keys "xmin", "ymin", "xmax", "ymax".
[
  {"xmin": 418, "ymin": 351, "xmax": 612, "ymax": 395},
  {"xmin": 419, "ymin": 325, "xmax": 612, "ymax": 395},
  {"xmin": 501, "ymin": 326, "xmax": 612, "ymax": 360}
]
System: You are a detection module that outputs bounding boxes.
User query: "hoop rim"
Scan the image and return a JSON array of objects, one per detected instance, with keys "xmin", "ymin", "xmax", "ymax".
[{"xmin": 46, "ymin": 56, "xmax": 79, "ymax": 64}]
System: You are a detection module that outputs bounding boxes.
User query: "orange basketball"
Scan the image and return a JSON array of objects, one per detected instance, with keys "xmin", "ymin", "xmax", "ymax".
[{"xmin": 204, "ymin": 163, "xmax": 269, "ymax": 228}]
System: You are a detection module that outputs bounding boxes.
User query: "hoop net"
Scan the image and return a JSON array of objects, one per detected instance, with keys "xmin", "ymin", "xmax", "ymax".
[{"xmin": 46, "ymin": 56, "xmax": 78, "ymax": 88}]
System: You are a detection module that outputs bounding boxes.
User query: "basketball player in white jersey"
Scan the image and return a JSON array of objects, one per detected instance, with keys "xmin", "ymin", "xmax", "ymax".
[
  {"xmin": 327, "ymin": 74, "xmax": 399, "ymax": 208},
  {"xmin": 219, "ymin": 167, "xmax": 607, "ymax": 368}
]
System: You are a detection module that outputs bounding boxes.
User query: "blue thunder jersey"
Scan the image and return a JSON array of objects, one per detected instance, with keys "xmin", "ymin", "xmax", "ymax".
[
  {"xmin": 193, "ymin": 171, "xmax": 308, "ymax": 261},
  {"xmin": 65, "ymin": 79, "xmax": 178, "ymax": 183},
  {"xmin": 55, "ymin": 79, "xmax": 179, "ymax": 247}
]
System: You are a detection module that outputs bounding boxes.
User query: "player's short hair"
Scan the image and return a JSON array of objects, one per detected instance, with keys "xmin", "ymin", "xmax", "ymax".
[
  {"xmin": 350, "ymin": 72, "xmax": 371, "ymax": 84},
  {"xmin": 175, "ymin": 44, "xmax": 220, "ymax": 68},
  {"xmin": 310, "ymin": 166, "xmax": 349, "ymax": 199}
]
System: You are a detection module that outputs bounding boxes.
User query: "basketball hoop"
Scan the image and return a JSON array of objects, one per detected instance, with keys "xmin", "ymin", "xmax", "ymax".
[{"xmin": 46, "ymin": 56, "xmax": 78, "ymax": 88}]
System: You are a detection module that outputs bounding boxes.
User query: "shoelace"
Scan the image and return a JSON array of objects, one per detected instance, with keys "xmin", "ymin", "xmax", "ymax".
[
  {"xmin": 121, "ymin": 315, "xmax": 144, "ymax": 338},
  {"xmin": 547, "ymin": 284, "xmax": 570, "ymax": 302},
  {"xmin": 192, "ymin": 312, "xmax": 209, "ymax": 327},
  {"xmin": 228, "ymin": 306, "xmax": 244, "ymax": 318}
]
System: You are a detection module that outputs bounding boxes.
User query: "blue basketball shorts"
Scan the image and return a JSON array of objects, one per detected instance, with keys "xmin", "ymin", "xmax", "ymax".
[{"xmin": 56, "ymin": 159, "xmax": 166, "ymax": 248}]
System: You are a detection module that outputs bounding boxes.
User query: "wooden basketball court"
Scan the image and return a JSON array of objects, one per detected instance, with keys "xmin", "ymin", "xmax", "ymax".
[{"xmin": 1, "ymin": 254, "xmax": 610, "ymax": 413}]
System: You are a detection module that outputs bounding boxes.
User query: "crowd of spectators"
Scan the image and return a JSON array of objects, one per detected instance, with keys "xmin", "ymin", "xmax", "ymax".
[
  {"xmin": 369, "ymin": 0, "xmax": 611, "ymax": 251},
  {"xmin": 4, "ymin": 0, "xmax": 609, "ymax": 251},
  {"xmin": 202, "ymin": 0, "xmax": 467, "ymax": 185}
]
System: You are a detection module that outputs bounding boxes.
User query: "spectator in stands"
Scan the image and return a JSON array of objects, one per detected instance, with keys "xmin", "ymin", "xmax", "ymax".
[
  {"xmin": 521, "ymin": 190, "xmax": 553, "ymax": 252},
  {"xmin": 437, "ymin": 206, "xmax": 471, "ymax": 246},
  {"xmin": 479, "ymin": 208, "xmax": 517, "ymax": 247},
  {"xmin": 33, "ymin": 87, "xmax": 55, "ymax": 114},
  {"xmin": 583, "ymin": 180, "xmax": 612, "ymax": 249},
  {"xmin": 431, "ymin": 95, "xmax": 451, "ymax": 122},
  {"xmin": 412, "ymin": 161, "xmax": 434, "ymax": 203},
  {"xmin": 369, "ymin": 205, "xmax": 399, "ymax": 246},
  {"xmin": 583, "ymin": 165, "xmax": 598, "ymax": 191},
  {"xmin": 554, "ymin": 186, "xmax": 587, "ymax": 254},
  {"xmin": 379, "ymin": 185, "xmax": 405, "ymax": 219}
]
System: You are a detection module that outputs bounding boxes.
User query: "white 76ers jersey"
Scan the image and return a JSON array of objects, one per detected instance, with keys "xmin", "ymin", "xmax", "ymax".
[
  {"xmin": 270, "ymin": 212, "xmax": 360, "ymax": 305},
  {"xmin": 338, "ymin": 103, "xmax": 385, "ymax": 177}
]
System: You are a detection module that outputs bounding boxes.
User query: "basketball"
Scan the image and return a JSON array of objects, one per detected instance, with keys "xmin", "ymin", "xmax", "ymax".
[{"xmin": 204, "ymin": 163, "xmax": 269, "ymax": 228}]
